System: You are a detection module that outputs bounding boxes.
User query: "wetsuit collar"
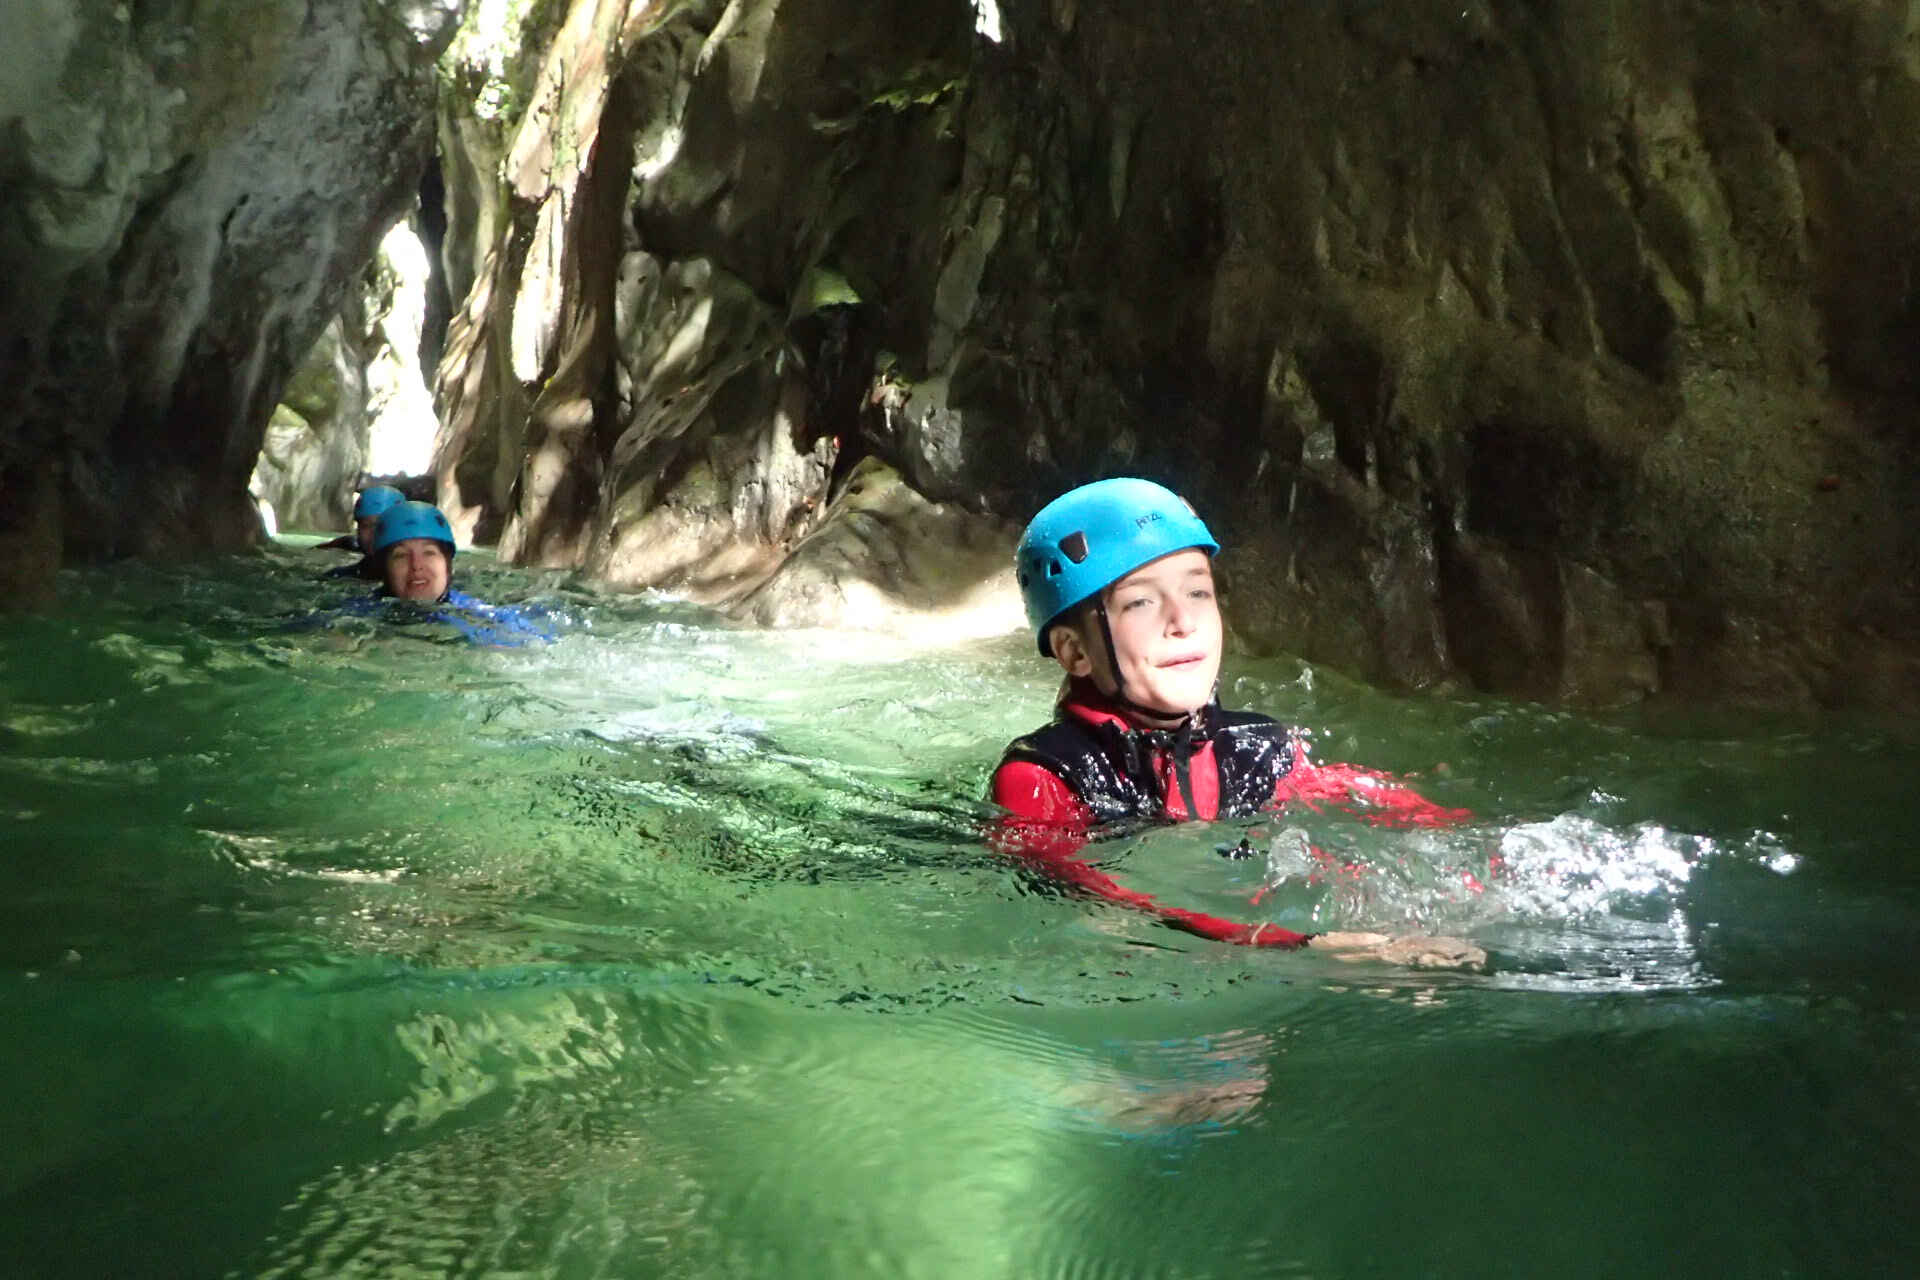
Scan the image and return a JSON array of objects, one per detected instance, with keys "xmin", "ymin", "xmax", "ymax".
[
  {"xmin": 1060, "ymin": 677, "xmax": 1212, "ymax": 736},
  {"xmin": 1060, "ymin": 678, "xmax": 1210, "ymax": 818}
]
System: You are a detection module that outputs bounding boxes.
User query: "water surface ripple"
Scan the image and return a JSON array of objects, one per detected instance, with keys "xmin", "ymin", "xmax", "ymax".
[{"xmin": 1, "ymin": 543, "xmax": 1915, "ymax": 1277}]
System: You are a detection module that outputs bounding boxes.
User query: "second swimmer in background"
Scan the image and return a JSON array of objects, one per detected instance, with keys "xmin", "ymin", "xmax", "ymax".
[
  {"xmin": 313, "ymin": 501, "xmax": 557, "ymax": 648},
  {"xmin": 317, "ymin": 484, "xmax": 407, "ymax": 580},
  {"xmin": 988, "ymin": 478, "xmax": 1481, "ymax": 964}
]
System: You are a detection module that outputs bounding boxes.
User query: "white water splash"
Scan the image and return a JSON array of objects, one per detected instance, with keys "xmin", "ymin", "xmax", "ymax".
[
  {"xmin": 1252, "ymin": 812, "xmax": 1799, "ymax": 991},
  {"xmin": 1492, "ymin": 814, "xmax": 1702, "ymax": 919}
]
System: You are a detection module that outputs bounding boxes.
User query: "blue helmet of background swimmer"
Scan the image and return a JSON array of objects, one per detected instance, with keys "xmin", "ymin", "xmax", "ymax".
[
  {"xmin": 1015, "ymin": 477, "xmax": 1219, "ymax": 656},
  {"xmin": 371, "ymin": 501, "xmax": 456, "ymax": 563},
  {"xmin": 353, "ymin": 485, "xmax": 406, "ymax": 521}
]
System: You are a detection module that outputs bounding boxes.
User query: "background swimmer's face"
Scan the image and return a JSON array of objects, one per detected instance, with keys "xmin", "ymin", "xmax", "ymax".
[
  {"xmin": 354, "ymin": 516, "xmax": 380, "ymax": 554},
  {"xmin": 383, "ymin": 539, "xmax": 450, "ymax": 601}
]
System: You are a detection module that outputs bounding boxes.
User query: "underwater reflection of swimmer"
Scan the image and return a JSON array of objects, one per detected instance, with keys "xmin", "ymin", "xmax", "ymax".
[
  {"xmin": 991, "ymin": 479, "xmax": 1483, "ymax": 968},
  {"xmin": 1081, "ymin": 1052, "xmax": 1268, "ymax": 1134},
  {"xmin": 295, "ymin": 501, "xmax": 558, "ymax": 648}
]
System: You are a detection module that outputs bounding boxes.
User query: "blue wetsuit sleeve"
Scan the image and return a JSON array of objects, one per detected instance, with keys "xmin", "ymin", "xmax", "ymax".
[{"xmin": 434, "ymin": 590, "xmax": 558, "ymax": 647}]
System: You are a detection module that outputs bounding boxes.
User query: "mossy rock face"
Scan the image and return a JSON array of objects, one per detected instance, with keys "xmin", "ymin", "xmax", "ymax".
[
  {"xmin": 263, "ymin": 403, "xmax": 312, "ymax": 439},
  {"xmin": 279, "ymin": 350, "xmax": 345, "ymax": 425},
  {"xmin": 438, "ymin": 0, "xmax": 572, "ymax": 132}
]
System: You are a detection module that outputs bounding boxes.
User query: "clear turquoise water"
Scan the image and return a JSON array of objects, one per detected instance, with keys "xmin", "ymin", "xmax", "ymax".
[{"xmin": 2, "ymin": 540, "xmax": 1916, "ymax": 1278}]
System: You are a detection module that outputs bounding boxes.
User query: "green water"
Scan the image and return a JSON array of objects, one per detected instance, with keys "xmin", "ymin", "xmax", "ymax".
[{"xmin": 2, "ymin": 542, "xmax": 1916, "ymax": 1278}]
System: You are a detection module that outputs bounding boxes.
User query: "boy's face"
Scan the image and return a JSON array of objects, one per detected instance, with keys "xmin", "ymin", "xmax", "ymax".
[
  {"xmin": 355, "ymin": 516, "xmax": 381, "ymax": 554},
  {"xmin": 383, "ymin": 539, "xmax": 450, "ymax": 601},
  {"xmin": 1050, "ymin": 548, "xmax": 1222, "ymax": 716}
]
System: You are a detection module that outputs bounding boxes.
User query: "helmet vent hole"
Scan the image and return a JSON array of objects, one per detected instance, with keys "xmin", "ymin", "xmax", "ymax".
[{"xmin": 1058, "ymin": 531, "xmax": 1089, "ymax": 564}]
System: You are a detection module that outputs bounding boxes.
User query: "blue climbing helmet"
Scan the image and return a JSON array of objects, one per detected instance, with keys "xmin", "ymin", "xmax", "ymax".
[
  {"xmin": 1016, "ymin": 478, "xmax": 1219, "ymax": 655},
  {"xmin": 353, "ymin": 484, "xmax": 406, "ymax": 521},
  {"xmin": 371, "ymin": 501, "xmax": 456, "ymax": 561}
]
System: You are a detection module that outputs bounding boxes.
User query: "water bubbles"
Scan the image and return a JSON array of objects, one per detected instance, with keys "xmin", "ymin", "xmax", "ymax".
[
  {"xmin": 1494, "ymin": 814, "xmax": 1701, "ymax": 919},
  {"xmin": 1264, "ymin": 826, "xmax": 1317, "ymax": 881},
  {"xmin": 1209, "ymin": 807, "xmax": 1810, "ymax": 991},
  {"xmin": 1740, "ymin": 829, "xmax": 1802, "ymax": 876},
  {"xmin": 93, "ymin": 632, "xmax": 200, "ymax": 689}
]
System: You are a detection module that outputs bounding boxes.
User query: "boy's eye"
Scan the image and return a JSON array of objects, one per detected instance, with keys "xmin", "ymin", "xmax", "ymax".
[{"xmin": 1118, "ymin": 595, "xmax": 1151, "ymax": 611}]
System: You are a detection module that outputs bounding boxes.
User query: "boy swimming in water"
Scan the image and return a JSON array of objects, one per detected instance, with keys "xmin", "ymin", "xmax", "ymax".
[
  {"xmin": 317, "ymin": 484, "xmax": 406, "ymax": 580},
  {"xmin": 990, "ymin": 478, "xmax": 1475, "ymax": 957}
]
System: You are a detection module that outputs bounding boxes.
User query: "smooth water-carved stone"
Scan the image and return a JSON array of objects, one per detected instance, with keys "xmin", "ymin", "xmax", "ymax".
[
  {"xmin": 731, "ymin": 459, "xmax": 1021, "ymax": 639},
  {"xmin": 250, "ymin": 318, "xmax": 370, "ymax": 535}
]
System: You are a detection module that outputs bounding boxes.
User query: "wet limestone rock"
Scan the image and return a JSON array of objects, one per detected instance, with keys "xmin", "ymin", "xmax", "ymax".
[
  {"xmin": 252, "ymin": 213, "xmax": 448, "ymax": 537},
  {"xmin": 957, "ymin": 1, "xmax": 1920, "ymax": 709},
  {"xmin": 433, "ymin": 0, "xmax": 997, "ymax": 624},
  {"xmin": 730, "ymin": 458, "xmax": 1021, "ymax": 638},
  {"xmin": 249, "ymin": 314, "xmax": 372, "ymax": 536},
  {"xmin": 0, "ymin": 0, "xmax": 462, "ymax": 577},
  {"xmin": 429, "ymin": 0, "xmax": 1919, "ymax": 709}
]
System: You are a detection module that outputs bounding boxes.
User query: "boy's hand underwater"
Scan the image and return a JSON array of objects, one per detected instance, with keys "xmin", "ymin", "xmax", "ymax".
[{"xmin": 1313, "ymin": 932, "xmax": 1488, "ymax": 970}]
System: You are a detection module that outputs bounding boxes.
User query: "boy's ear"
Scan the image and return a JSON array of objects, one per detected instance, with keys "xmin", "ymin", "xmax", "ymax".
[{"xmin": 1049, "ymin": 622, "xmax": 1094, "ymax": 678}]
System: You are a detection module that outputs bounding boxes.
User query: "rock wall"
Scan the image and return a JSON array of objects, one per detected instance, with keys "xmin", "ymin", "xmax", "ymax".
[
  {"xmin": 968, "ymin": 0, "xmax": 1920, "ymax": 711},
  {"xmin": 247, "ymin": 215, "xmax": 443, "ymax": 536},
  {"xmin": 0, "ymin": 0, "xmax": 461, "ymax": 588},
  {"xmin": 249, "ymin": 308, "xmax": 373, "ymax": 537},
  {"xmin": 434, "ymin": 0, "xmax": 1919, "ymax": 708},
  {"xmin": 6, "ymin": 0, "xmax": 1916, "ymax": 710},
  {"xmin": 432, "ymin": 0, "xmax": 1016, "ymax": 626}
]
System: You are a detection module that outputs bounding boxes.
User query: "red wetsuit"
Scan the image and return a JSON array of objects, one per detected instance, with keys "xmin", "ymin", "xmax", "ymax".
[{"xmin": 989, "ymin": 679, "xmax": 1469, "ymax": 949}]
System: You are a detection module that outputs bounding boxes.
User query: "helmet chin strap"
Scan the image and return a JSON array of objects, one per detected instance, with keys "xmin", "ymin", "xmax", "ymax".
[
  {"xmin": 1094, "ymin": 599, "xmax": 1211, "ymax": 817},
  {"xmin": 1092, "ymin": 599, "xmax": 1200, "ymax": 728}
]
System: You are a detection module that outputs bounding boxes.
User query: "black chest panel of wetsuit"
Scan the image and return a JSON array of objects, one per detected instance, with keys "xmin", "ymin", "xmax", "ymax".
[{"xmin": 999, "ymin": 706, "xmax": 1297, "ymax": 827}]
